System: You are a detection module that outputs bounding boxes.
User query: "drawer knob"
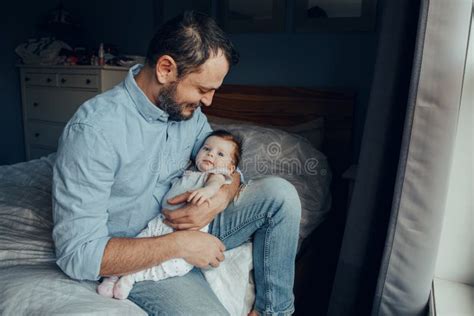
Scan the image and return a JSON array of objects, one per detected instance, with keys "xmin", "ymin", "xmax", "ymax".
[
  {"xmin": 34, "ymin": 133, "xmax": 40, "ymax": 138},
  {"xmin": 25, "ymin": 77, "xmax": 30, "ymax": 82},
  {"xmin": 86, "ymin": 79, "xmax": 91, "ymax": 84},
  {"xmin": 33, "ymin": 102, "xmax": 39, "ymax": 107},
  {"xmin": 46, "ymin": 78, "xmax": 52, "ymax": 83},
  {"xmin": 61, "ymin": 78, "xmax": 67, "ymax": 83}
]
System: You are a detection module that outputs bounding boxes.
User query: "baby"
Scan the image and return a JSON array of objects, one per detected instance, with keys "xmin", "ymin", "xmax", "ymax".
[{"xmin": 97, "ymin": 130, "xmax": 242, "ymax": 300}]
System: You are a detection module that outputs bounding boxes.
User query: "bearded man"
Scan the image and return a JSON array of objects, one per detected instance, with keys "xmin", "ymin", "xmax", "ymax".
[{"xmin": 52, "ymin": 11, "xmax": 301, "ymax": 316}]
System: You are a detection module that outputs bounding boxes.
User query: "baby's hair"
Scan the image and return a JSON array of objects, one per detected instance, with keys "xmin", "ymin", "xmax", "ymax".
[{"xmin": 205, "ymin": 130, "xmax": 243, "ymax": 166}]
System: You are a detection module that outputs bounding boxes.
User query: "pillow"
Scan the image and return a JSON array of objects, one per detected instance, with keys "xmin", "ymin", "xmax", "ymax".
[
  {"xmin": 207, "ymin": 115, "xmax": 325, "ymax": 150},
  {"xmin": 209, "ymin": 122, "xmax": 332, "ymax": 242}
]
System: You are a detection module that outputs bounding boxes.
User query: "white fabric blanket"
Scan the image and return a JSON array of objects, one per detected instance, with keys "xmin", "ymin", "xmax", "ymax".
[{"xmin": 204, "ymin": 242, "xmax": 255, "ymax": 316}]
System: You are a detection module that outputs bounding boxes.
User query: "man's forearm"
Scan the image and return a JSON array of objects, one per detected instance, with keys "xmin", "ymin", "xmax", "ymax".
[
  {"xmin": 218, "ymin": 172, "xmax": 241, "ymax": 205},
  {"xmin": 100, "ymin": 233, "xmax": 180, "ymax": 276}
]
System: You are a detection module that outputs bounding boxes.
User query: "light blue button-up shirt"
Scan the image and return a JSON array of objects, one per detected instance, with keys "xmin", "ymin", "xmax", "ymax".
[{"xmin": 52, "ymin": 65, "xmax": 212, "ymax": 281}]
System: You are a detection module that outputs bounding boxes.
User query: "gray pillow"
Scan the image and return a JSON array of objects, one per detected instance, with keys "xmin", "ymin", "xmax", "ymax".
[
  {"xmin": 209, "ymin": 122, "xmax": 332, "ymax": 241},
  {"xmin": 207, "ymin": 115, "xmax": 325, "ymax": 150}
]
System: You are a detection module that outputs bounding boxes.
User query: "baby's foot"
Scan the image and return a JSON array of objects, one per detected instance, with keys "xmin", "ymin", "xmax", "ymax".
[
  {"xmin": 97, "ymin": 276, "xmax": 119, "ymax": 298},
  {"xmin": 113, "ymin": 276, "xmax": 134, "ymax": 300}
]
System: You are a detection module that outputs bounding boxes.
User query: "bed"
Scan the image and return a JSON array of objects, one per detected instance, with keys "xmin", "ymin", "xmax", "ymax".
[{"xmin": 0, "ymin": 84, "xmax": 354, "ymax": 315}]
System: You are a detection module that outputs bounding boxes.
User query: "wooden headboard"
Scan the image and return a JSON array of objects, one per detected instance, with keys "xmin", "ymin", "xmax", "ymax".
[{"xmin": 202, "ymin": 84, "xmax": 355, "ymax": 176}]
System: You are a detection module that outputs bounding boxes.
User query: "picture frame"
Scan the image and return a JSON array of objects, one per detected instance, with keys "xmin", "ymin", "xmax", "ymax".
[
  {"xmin": 294, "ymin": 0, "xmax": 377, "ymax": 32},
  {"xmin": 218, "ymin": 0, "xmax": 286, "ymax": 33}
]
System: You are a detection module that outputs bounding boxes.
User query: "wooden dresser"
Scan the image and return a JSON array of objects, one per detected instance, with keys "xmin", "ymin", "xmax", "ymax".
[{"xmin": 18, "ymin": 65, "xmax": 129, "ymax": 160}]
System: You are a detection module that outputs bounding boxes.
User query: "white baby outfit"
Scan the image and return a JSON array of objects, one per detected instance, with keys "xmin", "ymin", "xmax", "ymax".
[{"xmin": 110, "ymin": 167, "xmax": 232, "ymax": 297}]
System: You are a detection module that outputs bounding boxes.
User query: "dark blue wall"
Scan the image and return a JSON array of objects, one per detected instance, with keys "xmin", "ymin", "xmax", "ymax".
[
  {"xmin": 226, "ymin": 32, "xmax": 377, "ymax": 156},
  {"xmin": 0, "ymin": 1, "xmax": 57, "ymax": 164},
  {"xmin": 0, "ymin": 0, "xmax": 381, "ymax": 165}
]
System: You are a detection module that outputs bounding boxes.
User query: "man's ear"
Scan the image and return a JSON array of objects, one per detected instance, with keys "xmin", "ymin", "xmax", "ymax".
[{"xmin": 155, "ymin": 55, "xmax": 178, "ymax": 84}]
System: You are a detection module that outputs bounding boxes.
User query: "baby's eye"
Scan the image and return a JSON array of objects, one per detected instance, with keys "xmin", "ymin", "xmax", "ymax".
[
  {"xmin": 203, "ymin": 146, "xmax": 210, "ymax": 151},
  {"xmin": 218, "ymin": 152, "xmax": 225, "ymax": 157}
]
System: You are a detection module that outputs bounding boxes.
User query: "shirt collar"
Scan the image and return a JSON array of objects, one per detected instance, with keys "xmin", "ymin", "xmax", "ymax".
[{"xmin": 124, "ymin": 64, "xmax": 169, "ymax": 123}]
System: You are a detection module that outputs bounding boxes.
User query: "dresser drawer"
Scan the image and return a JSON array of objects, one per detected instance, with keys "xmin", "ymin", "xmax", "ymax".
[
  {"xmin": 58, "ymin": 74, "xmax": 99, "ymax": 89},
  {"xmin": 24, "ymin": 73, "xmax": 57, "ymax": 87},
  {"xmin": 25, "ymin": 88, "xmax": 96, "ymax": 123},
  {"xmin": 26, "ymin": 122, "xmax": 64, "ymax": 148}
]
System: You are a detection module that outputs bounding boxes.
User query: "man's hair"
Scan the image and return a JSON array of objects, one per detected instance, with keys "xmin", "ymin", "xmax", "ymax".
[
  {"xmin": 206, "ymin": 130, "xmax": 243, "ymax": 166},
  {"xmin": 146, "ymin": 11, "xmax": 239, "ymax": 78}
]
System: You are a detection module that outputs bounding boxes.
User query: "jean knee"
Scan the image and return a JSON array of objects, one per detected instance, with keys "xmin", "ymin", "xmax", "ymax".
[
  {"xmin": 260, "ymin": 176, "xmax": 300, "ymax": 203},
  {"xmin": 259, "ymin": 176, "xmax": 302, "ymax": 221}
]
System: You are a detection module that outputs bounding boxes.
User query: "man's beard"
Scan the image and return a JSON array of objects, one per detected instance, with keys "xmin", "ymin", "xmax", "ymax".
[{"xmin": 158, "ymin": 82, "xmax": 201, "ymax": 121}]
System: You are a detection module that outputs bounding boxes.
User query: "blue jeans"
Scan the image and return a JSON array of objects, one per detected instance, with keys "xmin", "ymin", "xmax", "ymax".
[{"xmin": 128, "ymin": 177, "xmax": 301, "ymax": 316}]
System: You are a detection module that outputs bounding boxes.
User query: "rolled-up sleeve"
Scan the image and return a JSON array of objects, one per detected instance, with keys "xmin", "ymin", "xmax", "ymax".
[{"xmin": 52, "ymin": 123, "xmax": 116, "ymax": 281}]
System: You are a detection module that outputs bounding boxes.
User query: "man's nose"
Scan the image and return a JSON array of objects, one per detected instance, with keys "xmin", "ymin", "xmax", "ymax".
[{"xmin": 200, "ymin": 91, "xmax": 215, "ymax": 107}]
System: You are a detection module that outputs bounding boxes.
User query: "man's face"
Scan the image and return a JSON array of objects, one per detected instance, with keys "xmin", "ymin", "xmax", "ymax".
[{"xmin": 158, "ymin": 52, "xmax": 229, "ymax": 121}]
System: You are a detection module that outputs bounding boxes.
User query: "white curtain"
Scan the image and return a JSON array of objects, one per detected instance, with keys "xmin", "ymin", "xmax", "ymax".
[
  {"xmin": 372, "ymin": 0, "xmax": 473, "ymax": 315},
  {"xmin": 327, "ymin": 0, "xmax": 473, "ymax": 315}
]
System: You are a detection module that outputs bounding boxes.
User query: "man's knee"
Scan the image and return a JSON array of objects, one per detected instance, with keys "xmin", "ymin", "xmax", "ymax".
[
  {"xmin": 253, "ymin": 176, "xmax": 302, "ymax": 220},
  {"xmin": 259, "ymin": 176, "xmax": 299, "ymax": 201}
]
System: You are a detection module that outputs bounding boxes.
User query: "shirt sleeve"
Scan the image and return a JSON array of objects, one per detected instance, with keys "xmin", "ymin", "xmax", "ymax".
[{"xmin": 52, "ymin": 123, "xmax": 116, "ymax": 281}]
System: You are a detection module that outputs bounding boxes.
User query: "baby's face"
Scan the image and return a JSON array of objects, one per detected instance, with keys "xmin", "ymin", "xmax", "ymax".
[{"xmin": 196, "ymin": 136, "xmax": 236, "ymax": 172}]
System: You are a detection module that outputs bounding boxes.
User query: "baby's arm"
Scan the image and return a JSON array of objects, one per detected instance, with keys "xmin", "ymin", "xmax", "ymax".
[{"xmin": 188, "ymin": 173, "xmax": 228, "ymax": 206}]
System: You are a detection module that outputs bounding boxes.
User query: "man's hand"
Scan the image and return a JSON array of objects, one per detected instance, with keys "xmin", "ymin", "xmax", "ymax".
[
  {"xmin": 163, "ymin": 171, "xmax": 240, "ymax": 231},
  {"xmin": 174, "ymin": 230, "xmax": 225, "ymax": 268},
  {"xmin": 187, "ymin": 187, "xmax": 218, "ymax": 206},
  {"xmin": 162, "ymin": 191, "xmax": 227, "ymax": 230}
]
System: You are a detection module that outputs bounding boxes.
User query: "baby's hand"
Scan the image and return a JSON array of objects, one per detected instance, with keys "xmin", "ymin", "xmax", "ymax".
[{"xmin": 187, "ymin": 187, "xmax": 217, "ymax": 206}]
